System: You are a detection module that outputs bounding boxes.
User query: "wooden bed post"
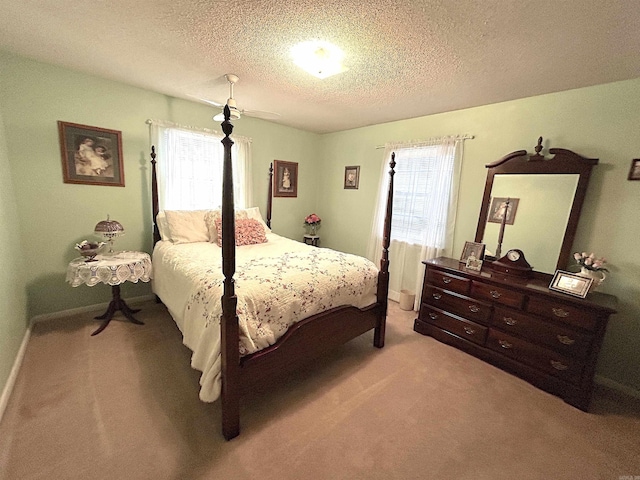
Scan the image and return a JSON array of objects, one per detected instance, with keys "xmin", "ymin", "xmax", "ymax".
[
  {"xmin": 374, "ymin": 152, "xmax": 396, "ymax": 348},
  {"xmin": 267, "ymin": 162, "xmax": 273, "ymax": 229},
  {"xmin": 220, "ymin": 105, "xmax": 241, "ymax": 440},
  {"xmin": 150, "ymin": 146, "xmax": 160, "ymax": 245}
]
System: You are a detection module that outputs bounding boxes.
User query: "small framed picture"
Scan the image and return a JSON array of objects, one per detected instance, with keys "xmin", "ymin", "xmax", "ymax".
[
  {"xmin": 460, "ymin": 241, "xmax": 486, "ymax": 264},
  {"xmin": 344, "ymin": 166, "xmax": 360, "ymax": 189},
  {"xmin": 465, "ymin": 256, "xmax": 483, "ymax": 272},
  {"xmin": 628, "ymin": 159, "xmax": 640, "ymax": 181},
  {"xmin": 273, "ymin": 160, "xmax": 298, "ymax": 198},
  {"xmin": 549, "ymin": 270, "xmax": 593, "ymax": 298},
  {"xmin": 58, "ymin": 121, "xmax": 125, "ymax": 186},
  {"xmin": 488, "ymin": 197, "xmax": 519, "ymax": 224}
]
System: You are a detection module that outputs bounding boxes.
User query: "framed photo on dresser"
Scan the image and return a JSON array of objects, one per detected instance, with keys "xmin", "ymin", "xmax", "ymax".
[{"xmin": 460, "ymin": 241, "xmax": 485, "ymax": 264}]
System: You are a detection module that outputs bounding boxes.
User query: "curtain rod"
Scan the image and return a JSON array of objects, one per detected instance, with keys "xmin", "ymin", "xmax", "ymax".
[
  {"xmin": 145, "ymin": 118, "xmax": 252, "ymax": 143},
  {"xmin": 375, "ymin": 134, "xmax": 474, "ymax": 149}
]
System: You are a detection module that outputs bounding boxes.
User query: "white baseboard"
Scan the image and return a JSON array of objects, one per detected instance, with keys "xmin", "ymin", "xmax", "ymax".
[
  {"xmin": 0, "ymin": 326, "xmax": 31, "ymax": 425},
  {"xmin": 595, "ymin": 375, "xmax": 640, "ymax": 400},
  {"xmin": 30, "ymin": 294, "xmax": 156, "ymax": 324}
]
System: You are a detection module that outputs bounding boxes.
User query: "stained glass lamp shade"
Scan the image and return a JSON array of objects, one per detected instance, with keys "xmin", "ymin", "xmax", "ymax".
[{"xmin": 94, "ymin": 215, "xmax": 124, "ymax": 253}]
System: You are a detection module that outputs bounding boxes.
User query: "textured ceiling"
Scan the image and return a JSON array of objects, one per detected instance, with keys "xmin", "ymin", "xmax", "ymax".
[{"xmin": 2, "ymin": 1, "xmax": 640, "ymax": 134}]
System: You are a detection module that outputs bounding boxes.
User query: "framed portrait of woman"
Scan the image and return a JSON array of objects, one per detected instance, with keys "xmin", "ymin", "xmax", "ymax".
[{"xmin": 273, "ymin": 160, "xmax": 298, "ymax": 197}]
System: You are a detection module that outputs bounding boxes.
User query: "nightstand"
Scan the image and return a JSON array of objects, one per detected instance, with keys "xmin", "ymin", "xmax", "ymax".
[
  {"xmin": 303, "ymin": 234, "xmax": 320, "ymax": 247},
  {"xmin": 66, "ymin": 251, "xmax": 153, "ymax": 335}
]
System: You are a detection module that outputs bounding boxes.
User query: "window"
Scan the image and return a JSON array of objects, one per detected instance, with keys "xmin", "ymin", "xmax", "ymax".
[
  {"xmin": 390, "ymin": 143, "xmax": 457, "ymax": 247},
  {"xmin": 149, "ymin": 120, "xmax": 252, "ymax": 211}
]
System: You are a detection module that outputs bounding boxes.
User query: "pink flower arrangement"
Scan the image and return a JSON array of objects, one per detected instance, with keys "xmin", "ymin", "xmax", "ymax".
[
  {"xmin": 304, "ymin": 213, "xmax": 321, "ymax": 226},
  {"xmin": 574, "ymin": 252, "xmax": 608, "ymax": 272}
]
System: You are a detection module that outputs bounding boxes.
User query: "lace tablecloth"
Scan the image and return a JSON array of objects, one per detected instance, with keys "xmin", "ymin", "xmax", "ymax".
[{"xmin": 66, "ymin": 251, "xmax": 153, "ymax": 287}]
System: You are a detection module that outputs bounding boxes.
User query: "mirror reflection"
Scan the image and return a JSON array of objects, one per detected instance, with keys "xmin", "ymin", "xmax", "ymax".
[{"xmin": 482, "ymin": 174, "xmax": 579, "ymax": 274}]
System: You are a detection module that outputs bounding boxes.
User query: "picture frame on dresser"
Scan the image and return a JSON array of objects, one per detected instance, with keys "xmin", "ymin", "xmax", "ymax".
[
  {"xmin": 460, "ymin": 241, "xmax": 485, "ymax": 264},
  {"xmin": 549, "ymin": 270, "xmax": 593, "ymax": 298}
]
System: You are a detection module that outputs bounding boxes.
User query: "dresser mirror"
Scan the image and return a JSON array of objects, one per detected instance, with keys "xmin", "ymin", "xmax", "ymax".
[{"xmin": 474, "ymin": 138, "xmax": 598, "ymax": 275}]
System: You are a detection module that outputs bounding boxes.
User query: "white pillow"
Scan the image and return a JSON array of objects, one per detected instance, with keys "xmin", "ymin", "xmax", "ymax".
[
  {"xmin": 243, "ymin": 207, "xmax": 272, "ymax": 233},
  {"xmin": 155, "ymin": 211, "xmax": 170, "ymax": 241},
  {"xmin": 164, "ymin": 210, "xmax": 210, "ymax": 244}
]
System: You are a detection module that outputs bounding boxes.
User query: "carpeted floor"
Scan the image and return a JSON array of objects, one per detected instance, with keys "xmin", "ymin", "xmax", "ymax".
[{"xmin": 1, "ymin": 300, "xmax": 639, "ymax": 480}]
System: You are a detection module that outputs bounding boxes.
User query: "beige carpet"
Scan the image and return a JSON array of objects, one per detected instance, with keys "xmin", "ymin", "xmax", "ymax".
[{"xmin": 1, "ymin": 300, "xmax": 639, "ymax": 480}]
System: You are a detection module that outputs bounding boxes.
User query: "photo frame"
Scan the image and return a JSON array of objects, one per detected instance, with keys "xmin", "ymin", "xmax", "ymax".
[
  {"xmin": 273, "ymin": 160, "xmax": 298, "ymax": 197},
  {"xmin": 488, "ymin": 197, "xmax": 519, "ymax": 224},
  {"xmin": 549, "ymin": 270, "xmax": 593, "ymax": 298},
  {"xmin": 465, "ymin": 256, "xmax": 484, "ymax": 272},
  {"xmin": 460, "ymin": 241, "xmax": 486, "ymax": 264},
  {"xmin": 628, "ymin": 159, "xmax": 640, "ymax": 181},
  {"xmin": 344, "ymin": 165, "xmax": 360, "ymax": 189},
  {"xmin": 58, "ymin": 121, "xmax": 124, "ymax": 187}
]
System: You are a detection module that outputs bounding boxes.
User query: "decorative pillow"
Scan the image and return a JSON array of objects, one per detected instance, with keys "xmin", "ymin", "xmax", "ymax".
[
  {"xmin": 205, "ymin": 209, "xmax": 248, "ymax": 244},
  {"xmin": 164, "ymin": 210, "xmax": 210, "ymax": 244},
  {"xmin": 214, "ymin": 218, "xmax": 268, "ymax": 247}
]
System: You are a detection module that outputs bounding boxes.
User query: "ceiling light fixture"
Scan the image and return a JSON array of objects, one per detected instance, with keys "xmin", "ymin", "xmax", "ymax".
[{"xmin": 291, "ymin": 40, "xmax": 347, "ymax": 79}]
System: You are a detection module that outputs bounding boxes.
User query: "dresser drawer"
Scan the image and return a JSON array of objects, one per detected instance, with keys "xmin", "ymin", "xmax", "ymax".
[
  {"xmin": 471, "ymin": 281, "xmax": 525, "ymax": 309},
  {"xmin": 493, "ymin": 306, "xmax": 593, "ymax": 360},
  {"xmin": 419, "ymin": 304, "xmax": 488, "ymax": 345},
  {"xmin": 526, "ymin": 296, "xmax": 599, "ymax": 331},
  {"xmin": 486, "ymin": 330, "xmax": 583, "ymax": 384},
  {"xmin": 423, "ymin": 285, "xmax": 492, "ymax": 325},
  {"xmin": 426, "ymin": 269, "xmax": 471, "ymax": 295}
]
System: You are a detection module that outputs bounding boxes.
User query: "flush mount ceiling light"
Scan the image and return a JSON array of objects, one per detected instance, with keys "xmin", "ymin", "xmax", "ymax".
[{"xmin": 291, "ymin": 40, "xmax": 347, "ymax": 79}]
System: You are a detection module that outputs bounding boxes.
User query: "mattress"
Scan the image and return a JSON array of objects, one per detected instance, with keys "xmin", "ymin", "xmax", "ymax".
[{"xmin": 152, "ymin": 232, "xmax": 378, "ymax": 401}]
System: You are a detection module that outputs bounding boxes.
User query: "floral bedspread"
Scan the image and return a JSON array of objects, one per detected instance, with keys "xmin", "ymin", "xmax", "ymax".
[{"xmin": 152, "ymin": 233, "xmax": 378, "ymax": 402}]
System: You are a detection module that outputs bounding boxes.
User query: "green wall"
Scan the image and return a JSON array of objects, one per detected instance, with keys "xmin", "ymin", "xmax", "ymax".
[
  {"xmin": 319, "ymin": 80, "xmax": 640, "ymax": 392},
  {"xmin": 0, "ymin": 51, "xmax": 320, "ymax": 400},
  {"xmin": 0, "ymin": 107, "xmax": 28, "ymax": 399},
  {"xmin": 1, "ymin": 50, "xmax": 639, "ymax": 399}
]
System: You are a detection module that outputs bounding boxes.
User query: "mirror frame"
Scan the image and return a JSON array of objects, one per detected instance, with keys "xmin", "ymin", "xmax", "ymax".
[{"xmin": 474, "ymin": 138, "xmax": 598, "ymax": 273}]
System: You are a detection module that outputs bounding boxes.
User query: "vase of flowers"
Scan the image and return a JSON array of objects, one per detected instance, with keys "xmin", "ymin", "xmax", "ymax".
[
  {"xmin": 304, "ymin": 213, "xmax": 321, "ymax": 236},
  {"xmin": 573, "ymin": 252, "xmax": 608, "ymax": 292}
]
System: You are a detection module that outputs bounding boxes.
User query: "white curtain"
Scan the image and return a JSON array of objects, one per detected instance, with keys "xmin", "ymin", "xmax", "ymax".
[
  {"xmin": 367, "ymin": 137, "xmax": 465, "ymax": 310},
  {"xmin": 148, "ymin": 119, "xmax": 253, "ymax": 210}
]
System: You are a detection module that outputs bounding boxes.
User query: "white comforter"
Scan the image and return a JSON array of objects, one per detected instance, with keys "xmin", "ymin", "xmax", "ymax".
[{"xmin": 152, "ymin": 232, "xmax": 378, "ymax": 402}]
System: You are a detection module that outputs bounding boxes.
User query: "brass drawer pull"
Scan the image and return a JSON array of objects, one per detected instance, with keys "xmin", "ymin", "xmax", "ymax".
[
  {"xmin": 463, "ymin": 326, "xmax": 475, "ymax": 335},
  {"xmin": 556, "ymin": 335, "xmax": 575, "ymax": 345},
  {"xmin": 550, "ymin": 360, "xmax": 568, "ymax": 371},
  {"xmin": 498, "ymin": 340, "xmax": 513, "ymax": 349},
  {"xmin": 442, "ymin": 277, "xmax": 452, "ymax": 284},
  {"xmin": 429, "ymin": 312, "xmax": 438, "ymax": 320},
  {"xmin": 552, "ymin": 308, "xmax": 569, "ymax": 318},
  {"xmin": 432, "ymin": 293, "xmax": 442, "ymax": 300},
  {"xmin": 503, "ymin": 317, "xmax": 517, "ymax": 326},
  {"xmin": 468, "ymin": 305, "xmax": 480, "ymax": 313},
  {"xmin": 490, "ymin": 290, "xmax": 502, "ymax": 299}
]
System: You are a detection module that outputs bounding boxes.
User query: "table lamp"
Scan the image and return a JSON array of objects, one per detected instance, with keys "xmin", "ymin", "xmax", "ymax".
[{"xmin": 94, "ymin": 215, "xmax": 125, "ymax": 254}]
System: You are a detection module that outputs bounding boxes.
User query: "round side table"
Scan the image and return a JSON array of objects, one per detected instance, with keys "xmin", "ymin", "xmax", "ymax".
[
  {"xmin": 303, "ymin": 234, "xmax": 320, "ymax": 247},
  {"xmin": 66, "ymin": 251, "xmax": 153, "ymax": 335}
]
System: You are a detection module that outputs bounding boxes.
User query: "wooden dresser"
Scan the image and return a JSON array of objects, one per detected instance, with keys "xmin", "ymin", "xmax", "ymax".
[{"xmin": 414, "ymin": 257, "xmax": 617, "ymax": 410}]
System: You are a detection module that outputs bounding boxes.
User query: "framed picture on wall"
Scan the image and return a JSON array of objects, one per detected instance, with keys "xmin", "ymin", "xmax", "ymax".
[
  {"xmin": 58, "ymin": 121, "xmax": 125, "ymax": 187},
  {"xmin": 628, "ymin": 159, "xmax": 640, "ymax": 181},
  {"xmin": 273, "ymin": 160, "xmax": 298, "ymax": 197},
  {"xmin": 344, "ymin": 166, "xmax": 360, "ymax": 189},
  {"xmin": 488, "ymin": 197, "xmax": 519, "ymax": 224}
]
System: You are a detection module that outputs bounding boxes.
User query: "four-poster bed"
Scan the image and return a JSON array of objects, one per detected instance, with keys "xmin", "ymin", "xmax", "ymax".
[{"xmin": 150, "ymin": 106, "xmax": 396, "ymax": 440}]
